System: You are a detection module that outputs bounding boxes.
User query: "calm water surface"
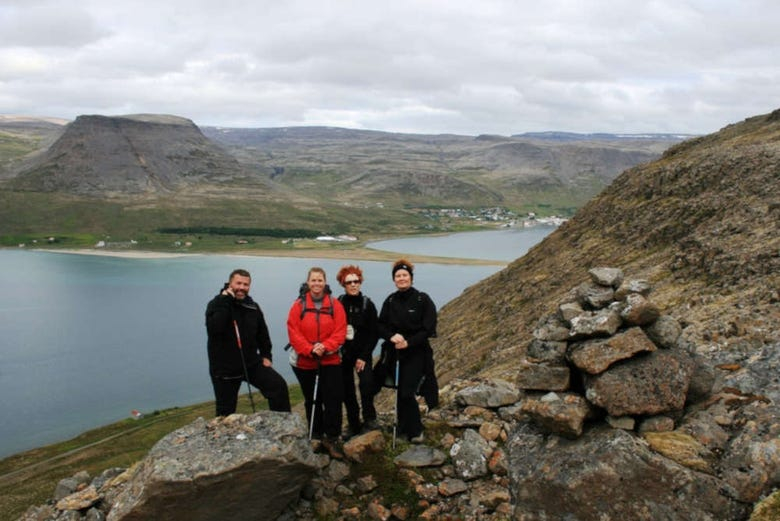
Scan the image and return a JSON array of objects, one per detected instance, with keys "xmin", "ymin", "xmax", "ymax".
[
  {"xmin": 367, "ymin": 225, "xmax": 554, "ymax": 261},
  {"xmin": 0, "ymin": 227, "xmax": 551, "ymax": 457}
]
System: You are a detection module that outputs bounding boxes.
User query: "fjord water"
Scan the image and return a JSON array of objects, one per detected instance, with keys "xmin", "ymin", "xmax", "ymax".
[
  {"xmin": 367, "ymin": 225, "xmax": 555, "ymax": 261},
  {"xmin": 0, "ymin": 227, "xmax": 552, "ymax": 457}
]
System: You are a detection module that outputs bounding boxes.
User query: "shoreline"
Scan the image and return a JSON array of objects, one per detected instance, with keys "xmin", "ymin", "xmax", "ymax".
[{"xmin": 28, "ymin": 246, "xmax": 507, "ymax": 266}]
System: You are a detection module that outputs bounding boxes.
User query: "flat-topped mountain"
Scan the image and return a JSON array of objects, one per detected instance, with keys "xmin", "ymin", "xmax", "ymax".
[{"xmin": 9, "ymin": 114, "xmax": 248, "ymax": 195}]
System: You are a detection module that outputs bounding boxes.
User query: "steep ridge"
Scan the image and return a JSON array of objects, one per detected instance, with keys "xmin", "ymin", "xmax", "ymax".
[
  {"xmin": 9, "ymin": 114, "xmax": 249, "ymax": 196},
  {"xmin": 434, "ymin": 109, "xmax": 780, "ymax": 384}
]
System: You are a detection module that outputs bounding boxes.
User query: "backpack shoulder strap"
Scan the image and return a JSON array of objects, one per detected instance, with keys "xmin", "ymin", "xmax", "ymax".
[
  {"xmin": 298, "ymin": 294, "xmax": 307, "ymax": 320},
  {"xmin": 300, "ymin": 293, "xmax": 335, "ymax": 319}
]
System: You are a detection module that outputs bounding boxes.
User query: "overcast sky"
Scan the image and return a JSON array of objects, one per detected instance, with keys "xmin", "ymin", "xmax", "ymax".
[{"xmin": 1, "ymin": 1, "xmax": 778, "ymax": 136}]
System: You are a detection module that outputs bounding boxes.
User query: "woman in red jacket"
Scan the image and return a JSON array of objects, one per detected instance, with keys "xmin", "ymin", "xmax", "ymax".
[{"xmin": 287, "ymin": 267, "xmax": 347, "ymax": 457}]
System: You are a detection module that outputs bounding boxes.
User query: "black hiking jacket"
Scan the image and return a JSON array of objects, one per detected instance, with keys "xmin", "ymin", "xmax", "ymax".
[
  {"xmin": 205, "ymin": 292, "xmax": 272, "ymax": 378},
  {"xmin": 339, "ymin": 292, "xmax": 379, "ymax": 363},
  {"xmin": 377, "ymin": 287, "xmax": 437, "ymax": 362}
]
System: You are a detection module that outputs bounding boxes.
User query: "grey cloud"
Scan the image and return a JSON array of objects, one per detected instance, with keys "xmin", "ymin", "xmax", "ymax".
[
  {"xmin": 0, "ymin": 4, "xmax": 108, "ymax": 48},
  {"xmin": 0, "ymin": 0, "xmax": 779, "ymax": 135}
]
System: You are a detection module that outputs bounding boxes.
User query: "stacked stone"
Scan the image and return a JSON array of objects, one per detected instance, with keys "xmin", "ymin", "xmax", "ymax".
[{"xmin": 517, "ymin": 267, "xmax": 704, "ymax": 438}]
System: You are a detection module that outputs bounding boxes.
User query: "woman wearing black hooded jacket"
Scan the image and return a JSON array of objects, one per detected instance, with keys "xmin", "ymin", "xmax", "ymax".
[{"xmin": 374, "ymin": 259, "xmax": 437, "ymax": 443}]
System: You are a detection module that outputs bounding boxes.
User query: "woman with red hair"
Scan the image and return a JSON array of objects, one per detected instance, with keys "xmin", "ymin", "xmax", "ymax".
[{"xmin": 336, "ymin": 264, "xmax": 380, "ymax": 437}]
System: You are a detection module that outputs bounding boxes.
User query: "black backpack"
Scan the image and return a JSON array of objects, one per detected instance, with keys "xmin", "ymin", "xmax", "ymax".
[{"xmin": 296, "ymin": 282, "xmax": 334, "ymax": 320}]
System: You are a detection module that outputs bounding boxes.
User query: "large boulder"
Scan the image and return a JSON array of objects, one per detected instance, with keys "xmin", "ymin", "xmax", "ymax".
[
  {"xmin": 107, "ymin": 412, "xmax": 319, "ymax": 521},
  {"xmin": 507, "ymin": 423, "xmax": 749, "ymax": 520},
  {"xmin": 568, "ymin": 327, "xmax": 657, "ymax": 374},
  {"xmin": 583, "ymin": 349, "xmax": 695, "ymax": 416}
]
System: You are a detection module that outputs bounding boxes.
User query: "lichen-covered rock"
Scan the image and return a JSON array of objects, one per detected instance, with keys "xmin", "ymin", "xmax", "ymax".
[
  {"xmin": 508, "ymin": 423, "xmax": 749, "ymax": 520},
  {"xmin": 450, "ymin": 429, "xmax": 491, "ymax": 481},
  {"xmin": 516, "ymin": 360, "xmax": 570, "ymax": 391},
  {"xmin": 453, "ymin": 379, "xmax": 522, "ymax": 408},
  {"xmin": 521, "ymin": 392, "xmax": 592, "ymax": 438},
  {"xmin": 106, "ymin": 412, "xmax": 318, "ymax": 521},
  {"xmin": 644, "ymin": 314, "xmax": 683, "ymax": 349},
  {"xmin": 584, "ymin": 349, "xmax": 694, "ymax": 416},
  {"xmin": 568, "ymin": 327, "xmax": 657, "ymax": 374}
]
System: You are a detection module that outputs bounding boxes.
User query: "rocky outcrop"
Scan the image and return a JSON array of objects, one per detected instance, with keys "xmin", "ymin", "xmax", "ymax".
[
  {"xmin": 109, "ymin": 413, "xmax": 321, "ymax": 521},
  {"xmin": 21, "ymin": 355, "xmax": 780, "ymax": 520},
  {"xmin": 507, "ymin": 424, "xmax": 748, "ymax": 520},
  {"xmin": 20, "ymin": 413, "xmax": 321, "ymax": 521}
]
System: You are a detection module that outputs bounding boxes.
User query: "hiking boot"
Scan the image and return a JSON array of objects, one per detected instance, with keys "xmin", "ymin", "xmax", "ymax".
[
  {"xmin": 409, "ymin": 432, "xmax": 425, "ymax": 444},
  {"xmin": 321, "ymin": 436, "xmax": 345, "ymax": 459},
  {"xmin": 344, "ymin": 425, "xmax": 362, "ymax": 440},
  {"xmin": 362, "ymin": 419, "xmax": 380, "ymax": 432}
]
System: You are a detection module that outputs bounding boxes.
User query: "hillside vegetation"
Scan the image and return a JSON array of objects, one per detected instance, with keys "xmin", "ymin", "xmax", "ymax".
[
  {"xmin": 434, "ymin": 109, "xmax": 780, "ymax": 385},
  {"xmin": 0, "ymin": 115, "xmax": 680, "ymax": 251}
]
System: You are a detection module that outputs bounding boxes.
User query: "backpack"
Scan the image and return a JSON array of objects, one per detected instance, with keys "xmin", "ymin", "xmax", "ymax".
[{"xmin": 296, "ymin": 282, "xmax": 334, "ymax": 320}]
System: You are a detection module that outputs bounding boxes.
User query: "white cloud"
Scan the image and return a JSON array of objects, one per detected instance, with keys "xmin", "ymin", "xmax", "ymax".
[{"xmin": 0, "ymin": 0, "xmax": 778, "ymax": 134}]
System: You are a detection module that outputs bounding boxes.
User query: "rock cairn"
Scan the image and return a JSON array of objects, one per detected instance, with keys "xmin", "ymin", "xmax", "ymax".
[{"xmin": 517, "ymin": 266, "xmax": 703, "ymax": 438}]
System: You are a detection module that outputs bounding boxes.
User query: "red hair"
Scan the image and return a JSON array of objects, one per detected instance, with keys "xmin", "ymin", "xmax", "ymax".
[{"xmin": 336, "ymin": 265, "xmax": 363, "ymax": 286}]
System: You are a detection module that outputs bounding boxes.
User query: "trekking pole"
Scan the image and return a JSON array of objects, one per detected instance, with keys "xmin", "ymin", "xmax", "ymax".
[
  {"xmin": 309, "ymin": 358, "xmax": 321, "ymax": 440},
  {"xmin": 393, "ymin": 357, "xmax": 400, "ymax": 449},
  {"xmin": 233, "ymin": 319, "xmax": 256, "ymax": 413}
]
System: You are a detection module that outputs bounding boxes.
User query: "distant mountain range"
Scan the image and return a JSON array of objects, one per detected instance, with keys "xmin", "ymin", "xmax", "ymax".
[
  {"xmin": 513, "ymin": 130, "xmax": 697, "ymax": 141},
  {"xmin": 0, "ymin": 113, "xmax": 687, "ymax": 242}
]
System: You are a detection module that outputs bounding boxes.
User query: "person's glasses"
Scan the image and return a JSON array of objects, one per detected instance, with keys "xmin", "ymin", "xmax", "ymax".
[{"xmin": 344, "ymin": 280, "xmax": 361, "ymax": 285}]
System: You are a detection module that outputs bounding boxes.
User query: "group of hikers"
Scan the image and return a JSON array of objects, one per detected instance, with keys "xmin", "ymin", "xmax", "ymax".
[{"xmin": 204, "ymin": 259, "xmax": 438, "ymax": 459}]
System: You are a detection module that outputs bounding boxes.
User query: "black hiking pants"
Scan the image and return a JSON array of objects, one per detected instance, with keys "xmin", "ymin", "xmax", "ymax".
[
  {"xmin": 293, "ymin": 364, "xmax": 343, "ymax": 439},
  {"xmin": 341, "ymin": 354, "xmax": 377, "ymax": 431},
  {"xmin": 211, "ymin": 362, "xmax": 291, "ymax": 416}
]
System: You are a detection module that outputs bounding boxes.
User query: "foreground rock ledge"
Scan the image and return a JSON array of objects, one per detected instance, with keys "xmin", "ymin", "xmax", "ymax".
[{"xmin": 107, "ymin": 412, "xmax": 319, "ymax": 521}]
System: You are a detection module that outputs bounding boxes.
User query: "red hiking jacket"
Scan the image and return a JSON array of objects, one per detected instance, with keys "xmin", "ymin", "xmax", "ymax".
[{"xmin": 287, "ymin": 293, "xmax": 347, "ymax": 369}]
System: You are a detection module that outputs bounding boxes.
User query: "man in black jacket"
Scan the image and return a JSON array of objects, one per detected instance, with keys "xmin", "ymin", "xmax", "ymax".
[{"xmin": 205, "ymin": 268, "xmax": 290, "ymax": 415}]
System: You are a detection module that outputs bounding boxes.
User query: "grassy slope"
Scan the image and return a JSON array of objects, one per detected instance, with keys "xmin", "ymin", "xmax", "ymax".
[
  {"xmin": 0, "ymin": 190, "xmax": 441, "ymax": 251},
  {"xmin": 0, "ymin": 385, "xmax": 450, "ymax": 521},
  {"xmin": 0, "ymin": 389, "xmax": 302, "ymax": 521}
]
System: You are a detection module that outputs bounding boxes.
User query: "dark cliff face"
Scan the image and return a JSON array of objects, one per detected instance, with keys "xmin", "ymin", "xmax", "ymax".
[
  {"xmin": 10, "ymin": 114, "xmax": 246, "ymax": 195},
  {"xmin": 435, "ymin": 109, "xmax": 780, "ymax": 384}
]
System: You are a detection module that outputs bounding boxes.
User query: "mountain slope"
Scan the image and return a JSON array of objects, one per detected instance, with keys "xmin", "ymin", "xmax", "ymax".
[
  {"xmin": 10, "ymin": 114, "xmax": 251, "ymax": 196},
  {"xmin": 434, "ymin": 109, "xmax": 780, "ymax": 384},
  {"xmin": 0, "ymin": 116, "xmax": 65, "ymax": 179},
  {"xmin": 204, "ymin": 126, "xmax": 676, "ymax": 211}
]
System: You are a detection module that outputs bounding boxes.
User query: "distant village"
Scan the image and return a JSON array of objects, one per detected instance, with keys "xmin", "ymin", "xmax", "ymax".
[
  {"xmin": 417, "ymin": 206, "xmax": 569, "ymax": 228},
  {"xmin": 307, "ymin": 207, "xmax": 567, "ymax": 243}
]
